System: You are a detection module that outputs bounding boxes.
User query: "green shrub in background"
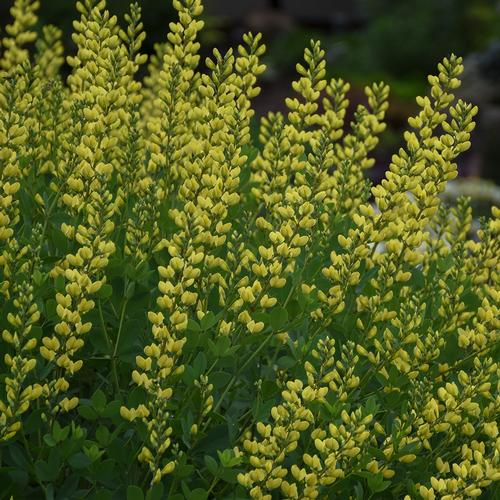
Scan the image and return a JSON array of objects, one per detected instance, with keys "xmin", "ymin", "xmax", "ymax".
[
  {"xmin": 0, "ymin": 0, "xmax": 499, "ymax": 499},
  {"xmin": 345, "ymin": 0, "xmax": 500, "ymax": 79}
]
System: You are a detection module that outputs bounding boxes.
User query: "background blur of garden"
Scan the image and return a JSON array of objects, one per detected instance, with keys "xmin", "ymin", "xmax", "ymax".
[{"xmin": 1, "ymin": 0, "xmax": 500, "ymax": 208}]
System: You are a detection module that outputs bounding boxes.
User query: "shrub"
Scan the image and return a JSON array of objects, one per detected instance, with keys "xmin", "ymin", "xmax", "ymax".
[{"xmin": 0, "ymin": 0, "xmax": 499, "ymax": 498}]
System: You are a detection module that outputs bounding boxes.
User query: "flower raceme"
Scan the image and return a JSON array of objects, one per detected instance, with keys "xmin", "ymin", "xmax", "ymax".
[{"xmin": 0, "ymin": 0, "xmax": 498, "ymax": 498}]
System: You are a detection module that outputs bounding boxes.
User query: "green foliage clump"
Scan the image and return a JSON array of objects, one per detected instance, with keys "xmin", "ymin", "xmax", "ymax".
[{"xmin": 0, "ymin": 0, "xmax": 499, "ymax": 498}]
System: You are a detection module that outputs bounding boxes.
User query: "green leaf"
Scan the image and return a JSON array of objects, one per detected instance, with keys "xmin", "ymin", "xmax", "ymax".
[
  {"xmin": 367, "ymin": 472, "xmax": 391, "ymax": 493},
  {"xmin": 437, "ymin": 254, "xmax": 454, "ymax": 273},
  {"xmin": 127, "ymin": 485, "xmax": 144, "ymax": 500},
  {"xmin": 8, "ymin": 444, "xmax": 30, "ymax": 469},
  {"xmin": 181, "ymin": 484, "xmax": 207, "ymax": 500},
  {"xmin": 125, "ymin": 260, "xmax": 148, "ymax": 280},
  {"xmin": 353, "ymin": 483, "xmax": 365, "ymax": 500},
  {"xmin": 54, "ymin": 274, "xmax": 65, "ymax": 293},
  {"xmin": 77, "ymin": 404, "xmax": 99, "ymax": 421},
  {"xmin": 270, "ymin": 306, "xmax": 288, "ymax": 330},
  {"xmin": 193, "ymin": 352, "xmax": 207, "ymax": 376},
  {"xmin": 216, "ymin": 449, "xmax": 232, "ymax": 467},
  {"xmin": 115, "ymin": 319, "xmax": 143, "ymax": 361},
  {"xmin": 126, "ymin": 291, "xmax": 152, "ymax": 318},
  {"xmin": 173, "ymin": 463, "xmax": 194, "ymax": 479},
  {"xmin": 68, "ymin": 452, "xmax": 92, "ymax": 470},
  {"xmin": 217, "ymin": 467, "xmax": 239, "ymax": 484},
  {"xmin": 50, "ymin": 226, "xmax": 68, "ymax": 255},
  {"xmin": 35, "ymin": 453, "xmax": 60, "ymax": 482},
  {"xmin": 146, "ymin": 483, "xmax": 164, "ymax": 500},
  {"xmin": 189, "ymin": 488, "xmax": 208, "ymax": 500},
  {"xmin": 364, "ymin": 395, "xmax": 379, "ymax": 416},
  {"xmin": 276, "ymin": 356, "xmax": 296, "ymax": 369},
  {"xmin": 84, "ymin": 442, "xmax": 104, "ymax": 462},
  {"xmin": 204, "ymin": 455, "xmax": 219, "ymax": 476},
  {"xmin": 29, "ymin": 325, "xmax": 43, "ymax": 342},
  {"xmin": 261, "ymin": 380, "xmax": 279, "ymax": 400},
  {"xmin": 186, "ymin": 319, "xmax": 201, "ymax": 332},
  {"xmin": 33, "ymin": 269, "xmax": 44, "ymax": 286},
  {"xmin": 182, "ymin": 365, "xmax": 197, "ymax": 387},
  {"xmin": 252, "ymin": 398, "xmax": 274, "ymax": 422},
  {"xmin": 196, "ymin": 425, "xmax": 229, "ymax": 455},
  {"xmin": 410, "ymin": 268, "xmax": 425, "ymax": 289},
  {"xmin": 92, "ymin": 459, "xmax": 118, "ymax": 485},
  {"xmin": 200, "ymin": 311, "xmax": 218, "ymax": 330},
  {"xmin": 367, "ymin": 446, "xmax": 387, "ymax": 461},
  {"xmin": 91, "ymin": 389, "xmax": 107, "ymax": 412},
  {"xmin": 211, "ymin": 371, "xmax": 232, "ymax": 389},
  {"xmin": 56, "ymin": 473, "xmax": 80, "ymax": 499},
  {"xmin": 96, "ymin": 284, "xmax": 113, "ymax": 300},
  {"xmin": 215, "ymin": 336, "xmax": 231, "ymax": 357},
  {"xmin": 124, "ymin": 281, "xmax": 136, "ymax": 299},
  {"xmin": 96, "ymin": 425, "xmax": 110, "ymax": 446},
  {"xmin": 191, "ymin": 489, "xmax": 209, "ymax": 500},
  {"xmin": 217, "ymin": 449, "xmax": 241, "ymax": 468},
  {"xmin": 23, "ymin": 407, "xmax": 44, "ymax": 434},
  {"xmin": 208, "ymin": 335, "xmax": 232, "ymax": 357},
  {"xmin": 462, "ymin": 289, "xmax": 481, "ymax": 310},
  {"xmin": 52, "ymin": 421, "xmax": 69, "ymax": 442},
  {"xmin": 88, "ymin": 326, "xmax": 111, "ymax": 357},
  {"xmin": 102, "ymin": 400, "xmax": 122, "ymax": 419},
  {"xmin": 127, "ymin": 386, "xmax": 146, "ymax": 408},
  {"xmin": 43, "ymin": 434, "xmax": 57, "ymax": 447},
  {"xmin": 286, "ymin": 299, "xmax": 303, "ymax": 321},
  {"xmin": 44, "ymin": 299, "xmax": 58, "ymax": 321},
  {"xmin": 95, "ymin": 490, "xmax": 113, "ymax": 500}
]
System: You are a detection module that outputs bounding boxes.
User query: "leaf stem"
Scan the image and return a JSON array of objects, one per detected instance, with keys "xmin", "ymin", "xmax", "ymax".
[
  {"xmin": 98, "ymin": 299, "xmax": 120, "ymax": 394},
  {"xmin": 201, "ymin": 329, "xmax": 275, "ymax": 433},
  {"xmin": 112, "ymin": 297, "xmax": 130, "ymax": 394}
]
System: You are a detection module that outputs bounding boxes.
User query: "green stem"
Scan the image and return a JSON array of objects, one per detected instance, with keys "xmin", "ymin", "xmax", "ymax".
[
  {"xmin": 98, "ymin": 299, "xmax": 120, "ymax": 394},
  {"xmin": 206, "ymin": 476, "xmax": 220, "ymax": 497},
  {"xmin": 167, "ymin": 476, "xmax": 179, "ymax": 497},
  {"xmin": 201, "ymin": 329, "xmax": 275, "ymax": 433},
  {"xmin": 21, "ymin": 431, "xmax": 49, "ymax": 497},
  {"xmin": 111, "ymin": 298, "xmax": 129, "ymax": 393},
  {"xmin": 139, "ymin": 468, "xmax": 151, "ymax": 490},
  {"xmin": 113, "ymin": 298, "xmax": 129, "ymax": 360}
]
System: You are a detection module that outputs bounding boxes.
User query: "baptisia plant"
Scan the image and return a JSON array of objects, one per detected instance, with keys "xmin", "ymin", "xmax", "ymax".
[{"xmin": 0, "ymin": 0, "xmax": 498, "ymax": 498}]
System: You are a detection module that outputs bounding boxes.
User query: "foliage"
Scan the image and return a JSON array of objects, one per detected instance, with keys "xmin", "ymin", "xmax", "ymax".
[
  {"xmin": 0, "ymin": 0, "xmax": 499, "ymax": 499},
  {"xmin": 352, "ymin": 0, "xmax": 500, "ymax": 78},
  {"xmin": 314, "ymin": 0, "xmax": 500, "ymax": 101}
]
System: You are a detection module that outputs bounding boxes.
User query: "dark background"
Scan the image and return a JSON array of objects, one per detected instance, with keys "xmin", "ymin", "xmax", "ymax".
[{"xmin": 1, "ymin": 0, "xmax": 500, "ymax": 189}]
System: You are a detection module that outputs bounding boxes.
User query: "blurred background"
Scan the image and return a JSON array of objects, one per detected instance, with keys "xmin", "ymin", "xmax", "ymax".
[{"xmin": 1, "ymin": 0, "xmax": 500, "ymax": 206}]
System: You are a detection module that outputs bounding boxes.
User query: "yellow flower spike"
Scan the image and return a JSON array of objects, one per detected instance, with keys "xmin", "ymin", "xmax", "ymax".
[
  {"xmin": 0, "ymin": 0, "xmax": 40, "ymax": 75},
  {"xmin": 35, "ymin": 25, "xmax": 64, "ymax": 80},
  {"xmin": 123, "ymin": 10, "xmax": 269, "ymax": 486},
  {"xmin": 0, "ymin": 225, "xmax": 44, "ymax": 441}
]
